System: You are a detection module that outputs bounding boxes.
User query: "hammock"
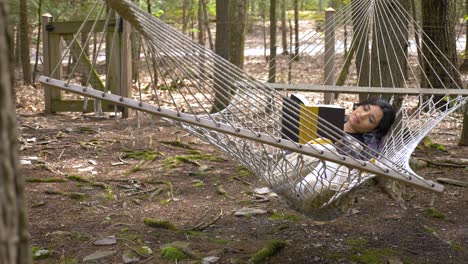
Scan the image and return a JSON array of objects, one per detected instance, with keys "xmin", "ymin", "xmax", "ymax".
[{"xmin": 39, "ymin": 0, "xmax": 467, "ymax": 215}]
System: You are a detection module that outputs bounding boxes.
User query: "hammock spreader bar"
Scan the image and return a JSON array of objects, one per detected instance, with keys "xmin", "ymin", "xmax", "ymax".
[{"xmin": 39, "ymin": 75, "xmax": 444, "ymax": 193}]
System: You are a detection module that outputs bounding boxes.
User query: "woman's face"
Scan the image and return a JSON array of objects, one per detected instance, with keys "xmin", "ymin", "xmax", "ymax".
[{"xmin": 347, "ymin": 104, "xmax": 384, "ymax": 133}]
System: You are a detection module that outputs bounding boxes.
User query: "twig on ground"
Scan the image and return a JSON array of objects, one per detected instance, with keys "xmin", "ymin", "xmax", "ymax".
[
  {"xmin": 126, "ymin": 187, "xmax": 161, "ymax": 197},
  {"xmin": 189, "ymin": 207, "xmax": 223, "ymax": 231},
  {"xmin": 232, "ymin": 176, "xmax": 253, "ymax": 185},
  {"xmin": 416, "ymin": 158, "xmax": 467, "ymax": 168}
]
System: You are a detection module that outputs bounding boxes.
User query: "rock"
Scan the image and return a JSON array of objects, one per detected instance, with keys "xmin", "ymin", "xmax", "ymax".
[
  {"xmin": 93, "ymin": 236, "xmax": 117, "ymax": 246},
  {"xmin": 409, "ymin": 159, "xmax": 428, "ymax": 170},
  {"xmin": 254, "ymin": 187, "xmax": 271, "ymax": 195},
  {"xmin": 387, "ymin": 258, "xmax": 403, "ymax": 264},
  {"xmin": 203, "ymin": 256, "xmax": 220, "ymax": 264},
  {"xmin": 83, "ymin": 251, "xmax": 117, "ymax": 262},
  {"xmin": 234, "ymin": 207, "xmax": 267, "ymax": 216},
  {"xmin": 33, "ymin": 249, "xmax": 51, "ymax": 259},
  {"xmin": 122, "ymin": 251, "xmax": 141, "ymax": 263}
]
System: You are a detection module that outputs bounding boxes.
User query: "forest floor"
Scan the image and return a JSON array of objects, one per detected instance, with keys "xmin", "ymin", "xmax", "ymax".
[{"xmin": 16, "ymin": 82, "xmax": 468, "ymax": 264}]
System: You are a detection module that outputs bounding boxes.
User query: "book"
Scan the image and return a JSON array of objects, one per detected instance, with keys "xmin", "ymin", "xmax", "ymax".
[{"xmin": 281, "ymin": 94, "xmax": 345, "ymax": 144}]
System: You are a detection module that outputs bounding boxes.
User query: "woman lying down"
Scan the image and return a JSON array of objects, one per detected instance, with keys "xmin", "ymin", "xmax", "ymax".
[{"xmin": 270, "ymin": 98, "xmax": 396, "ymax": 214}]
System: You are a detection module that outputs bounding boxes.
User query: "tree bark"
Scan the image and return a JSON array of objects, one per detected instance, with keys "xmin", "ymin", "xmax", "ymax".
[
  {"xmin": 351, "ymin": 0, "xmax": 370, "ymax": 101},
  {"xmin": 19, "ymin": 0, "xmax": 31, "ymax": 84},
  {"xmin": 229, "ymin": 0, "xmax": 247, "ymax": 69},
  {"xmin": 294, "ymin": 0, "xmax": 299, "ymax": 60},
  {"xmin": 198, "ymin": 0, "xmax": 205, "ymax": 45},
  {"xmin": 280, "ymin": 0, "xmax": 288, "ymax": 54},
  {"xmin": 32, "ymin": 0, "xmax": 42, "ymax": 83},
  {"xmin": 370, "ymin": 0, "xmax": 408, "ymax": 89},
  {"xmin": 211, "ymin": 0, "xmax": 231, "ymax": 113},
  {"xmin": 268, "ymin": 0, "xmax": 277, "ymax": 83},
  {"xmin": 421, "ymin": 0, "xmax": 461, "ymax": 89},
  {"xmin": 0, "ymin": 1, "xmax": 32, "ymax": 262},
  {"xmin": 201, "ymin": 0, "xmax": 213, "ymax": 50}
]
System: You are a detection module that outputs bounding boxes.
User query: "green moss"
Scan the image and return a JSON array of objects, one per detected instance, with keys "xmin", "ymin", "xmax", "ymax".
[
  {"xmin": 161, "ymin": 140, "xmax": 194, "ymax": 149},
  {"xmin": 236, "ymin": 166, "xmax": 253, "ymax": 177},
  {"xmin": 31, "ymin": 246, "xmax": 52, "ymax": 260},
  {"xmin": 126, "ymin": 165, "xmax": 144, "ymax": 174},
  {"xmin": 186, "ymin": 230, "xmax": 207, "ymax": 237},
  {"xmin": 159, "ymin": 199, "xmax": 171, "ymax": 205},
  {"xmin": 269, "ymin": 211, "xmax": 303, "ymax": 222},
  {"xmin": 26, "ymin": 177, "xmax": 66, "ymax": 183},
  {"xmin": 186, "ymin": 149, "xmax": 202, "ymax": 155},
  {"xmin": 193, "ymin": 181, "xmax": 205, "ymax": 187},
  {"xmin": 66, "ymin": 175, "xmax": 91, "ymax": 183},
  {"xmin": 143, "ymin": 218, "xmax": 178, "ymax": 230},
  {"xmin": 58, "ymin": 258, "xmax": 78, "ymax": 264},
  {"xmin": 423, "ymin": 225, "xmax": 436, "ymax": 234},
  {"xmin": 212, "ymin": 238, "xmax": 230, "ymax": 244},
  {"xmin": 349, "ymin": 248, "xmax": 395, "ymax": 264},
  {"xmin": 117, "ymin": 233, "xmax": 143, "ymax": 244},
  {"xmin": 249, "ymin": 240, "xmax": 286, "ymax": 264},
  {"xmin": 424, "ymin": 207, "xmax": 446, "ymax": 220},
  {"xmin": 344, "ymin": 238, "xmax": 395, "ymax": 264},
  {"xmin": 122, "ymin": 150, "xmax": 161, "ymax": 161},
  {"xmin": 103, "ymin": 187, "xmax": 115, "ymax": 200},
  {"xmin": 160, "ymin": 246, "xmax": 188, "ymax": 260},
  {"xmin": 429, "ymin": 143, "xmax": 447, "ymax": 152},
  {"xmin": 452, "ymin": 243, "xmax": 464, "ymax": 252},
  {"xmin": 164, "ymin": 154, "xmax": 221, "ymax": 169}
]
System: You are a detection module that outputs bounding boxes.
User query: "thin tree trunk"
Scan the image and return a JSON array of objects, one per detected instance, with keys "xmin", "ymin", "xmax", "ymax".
[
  {"xmin": 19, "ymin": 0, "xmax": 32, "ymax": 84},
  {"xmin": 352, "ymin": 0, "xmax": 370, "ymax": 101},
  {"xmin": 32, "ymin": 0, "xmax": 43, "ymax": 83},
  {"xmin": 0, "ymin": 0, "xmax": 32, "ymax": 262},
  {"xmin": 198, "ymin": 0, "xmax": 205, "ymax": 45},
  {"xmin": 182, "ymin": 0, "xmax": 189, "ymax": 34},
  {"xmin": 211, "ymin": 0, "xmax": 231, "ymax": 113},
  {"xmin": 201, "ymin": 0, "xmax": 214, "ymax": 50},
  {"xmin": 230, "ymin": 0, "xmax": 247, "ymax": 69},
  {"xmin": 268, "ymin": 0, "xmax": 277, "ymax": 83},
  {"xmin": 280, "ymin": 0, "xmax": 288, "ymax": 54},
  {"xmin": 294, "ymin": 0, "xmax": 299, "ymax": 60}
]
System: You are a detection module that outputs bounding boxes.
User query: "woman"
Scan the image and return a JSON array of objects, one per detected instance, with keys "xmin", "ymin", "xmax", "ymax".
[
  {"xmin": 338, "ymin": 97, "xmax": 396, "ymax": 160},
  {"xmin": 272, "ymin": 98, "xmax": 396, "ymax": 211}
]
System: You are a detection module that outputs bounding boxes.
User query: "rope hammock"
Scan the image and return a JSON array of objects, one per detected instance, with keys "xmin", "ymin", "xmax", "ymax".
[{"xmin": 39, "ymin": 0, "xmax": 468, "ymax": 215}]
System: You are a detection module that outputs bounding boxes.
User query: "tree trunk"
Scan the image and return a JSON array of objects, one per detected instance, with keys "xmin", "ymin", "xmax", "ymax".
[
  {"xmin": 459, "ymin": 0, "xmax": 468, "ymax": 71},
  {"xmin": 460, "ymin": 0, "xmax": 468, "ymax": 145},
  {"xmin": 0, "ymin": 1, "xmax": 32, "ymax": 262},
  {"xmin": 201, "ymin": 0, "xmax": 213, "ymax": 50},
  {"xmin": 294, "ymin": 0, "xmax": 299, "ymax": 60},
  {"xmin": 268, "ymin": 0, "xmax": 277, "ymax": 83},
  {"xmin": 19, "ymin": 0, "xmax": 31, "ymax": 84},
  {"xmin": 198, "ymin": 0, "xmax": 205, "ymax": 45},
  {"xmin": 370, "ymin": 0, "xmax": 408, "ymax": 89},
  {"xmin": 182, "ymin": 0, "xmax": 190, "ymax": 34},
  {"xmin": 421, "ymin": 0, "xmax": 461, "ymax": 89},
  {"xmin": 211, "ymin": 0, "xmax": 231, "ymax": 113},
  {"xmin": 352, "ymin": 0, "xmax": 370, "ymax": 101},
  {"xmin": 280, "ymin": 0, "xmax": 288, "ymax": 54},
  {"xmin": 32, "ymin": 0, "xmax": 42, "ymax": 83},
  {"xmin": 229, "ymin": 0, "xmax": 247, "ymax": 69}
]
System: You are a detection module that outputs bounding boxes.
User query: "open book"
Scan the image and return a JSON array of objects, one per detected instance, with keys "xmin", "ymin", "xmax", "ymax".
[{"xmin": 281, "ymin": 94, "xmax": 345, "ymax": 144}]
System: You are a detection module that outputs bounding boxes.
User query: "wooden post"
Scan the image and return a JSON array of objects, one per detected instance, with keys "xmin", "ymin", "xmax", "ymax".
[
  {"xmin": 324, "ymin": 7, "xmax": 336, "ymax": 104},
  {"xmin": 42, "ymin": 13, "xmax": 53, "ymax": 113},
  {"xmin": 43, "ymin": 13, "xmax": 63, "ymax": 113},
  {"xmin": 120, "ymin": 19, "xmax": 132, "ymax": 118}
]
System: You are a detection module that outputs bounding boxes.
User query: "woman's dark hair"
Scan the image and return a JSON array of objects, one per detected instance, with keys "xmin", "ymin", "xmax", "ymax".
[{"xmin": 354, "ymin": 97, "xmax": 395, "ymax": 138}]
